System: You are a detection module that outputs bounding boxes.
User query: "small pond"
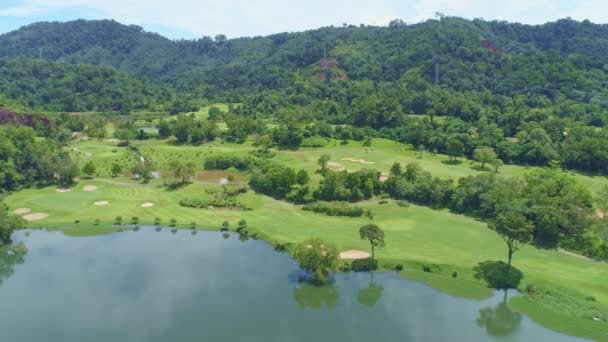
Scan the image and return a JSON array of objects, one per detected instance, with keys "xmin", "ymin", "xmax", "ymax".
[{"xmin": 0, "ymin": 229, "xmax": 588, "ymax": 342}]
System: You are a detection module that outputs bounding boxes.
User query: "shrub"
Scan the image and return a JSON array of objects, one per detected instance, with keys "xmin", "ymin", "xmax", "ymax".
[
  {"xmin": 395, "ymin": 264, "xmax": 404, "ymax": 271},
  {"xmin": 154, "ymin": 217, "xmax": 161, "ymax": 226},
  {"xmin": 169, "ymin": 218, "xmax": 177, "ymax": 227},
  {"xmin": 204, "ymin": 155, "xmax": 250, "ymax": 170},
  {"xmin": 131, "ymin": 216, "xmax": 139, "ymax": 225},
  {"xmin": 302, "ymin": 202, "xmax": 364, "ymax": 217},
  {"xmin": 397, "ymin": 201, "xmax": 410, "ymax": 207},
  {"xmin": 190, "ymin": 222, "xmax": 197, "ymax": 229},
  {"xmin": 237, "ymin": 219, "xmax": 248, "ymax": 231},
  {"xmin": 115, "ymin": 216, "xmax": 122, "ymax": 225},
  {"xmin": 93, "ymin": 219, "xmax": 100, "ymax": 226},
  {"xmin": 74, "ymin": 219, "xmax": 80, "ymax": 224},
  {"xmin": 586, "ymin": 296, "xmax": 597, "ymax": 302},
  {"xmin": 179, "ymin": 196, "xmax": 246, "ymax": 210},
  {"xmin": 221, "ymin": 221, "xmax": 230, "ymax": 232},
  {"xmin": 452, "ymin": 271, "xmax": 458, "ymax": 278},
  {"xmin": 300, "ymin": 136, "xmax": 329, "ymax": 148},
  {"xmin": 422, "ymin": 264, "xmax": 441, "ymax": 273},
  {"xmin": 351, "ymin": 258, "xmax": 378, "ymax": 272}
]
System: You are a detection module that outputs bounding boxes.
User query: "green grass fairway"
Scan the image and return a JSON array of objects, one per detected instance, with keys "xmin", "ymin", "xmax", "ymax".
[{"xmin": 5, "ymin": 137, "xmax": 608, "ymax": 340}]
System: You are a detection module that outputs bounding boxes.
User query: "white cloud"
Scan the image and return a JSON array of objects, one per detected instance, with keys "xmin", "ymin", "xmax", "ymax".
[{"xmin": 0, "ymin": 0, "xmax": 606, "ymax": 38}]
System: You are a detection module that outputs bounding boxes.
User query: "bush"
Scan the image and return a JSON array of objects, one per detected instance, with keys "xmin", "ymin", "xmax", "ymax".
[
  {"xmin": 154, "ymin": 217, "xmax": 161, "ymax": 226},
  {"xmin": 131, "ymin": 216, "xmax": 139, "ymax": 225},
  {"xmin": 397, "ymin": 201, "xmax": 410, "ymax": 208},
  {"xmin": 422, "ymin": 264, "xmax": 441, "ymax": 273},
  {"xmin": 169, "ymin": 218, "xmax": 177, "ymax": 227},
  {"xmin": 93, "ymin": 219, "xmax": 100, "ymax": 226},
  {"xmin": 115, "ymin": 216, "xmax": 122, "ymax": 225},
  {"xmin": 204, "ymin": 155, "xmax": 250, "ymax": 170},
  {"xmin": 351, "ymin": 258, "xmax": 378, "ymax": 272},
  {"xmin": 300, "ymin": 136, "xmax": 329, "ymax": 148},
  {"xmin": 395, "ymin": 264, "xmax": 404, "ymax": 271},
  {"xmin": 586, "ymin": 296, "xmax": 597, "ymax": 302},
  {"xmin": 452, "ymin": 271, "xmax": 458, "ymax": 278},
  {"xmin": 302, "ymin": 202, "xmax": 364, "ymax": 217},
  {"xmin": 190, "ymin": 222, "xmax": 197, "ymax": 229},
  {"xmin": 74, "ymin": 219, "xmax": 80, "ymax": 224}
]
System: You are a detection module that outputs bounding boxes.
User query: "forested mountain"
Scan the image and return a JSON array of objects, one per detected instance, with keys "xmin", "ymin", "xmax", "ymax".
[
  {"xmin": 1, "ymin": 17, "xmax": 608, "ymax": 97},
  {"xmin": 1, "ymin": 17, "xmax": 608, "ymax": 173},
  {"xmin": 0, "ymin": 58, "xmax": 173, "ymax": 112}
]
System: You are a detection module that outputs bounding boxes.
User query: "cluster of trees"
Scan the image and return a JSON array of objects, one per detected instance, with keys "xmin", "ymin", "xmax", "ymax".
[
  {"xmin": 0, "ymin": 125, "xmax": 79, "ymax": 191},
  {"xmin": 386, "ymin": 163, "xmax": 594, "ymax": 249},
  {"xmin": 0, "ymin": 58, "xmax": 172, "ymax": 113},
  {"xmin": 0, "ymin": 199, "xmax": 22, "ymax": 246}
]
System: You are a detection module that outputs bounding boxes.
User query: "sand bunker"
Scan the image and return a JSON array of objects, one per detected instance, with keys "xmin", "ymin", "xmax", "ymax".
[
  {"xmin": 94, "ymin": 201, "xmax": 109, "ymax": 206},
  {"xmin": 141, "ymin": 202, "xmax": 154, "ymax": 208},
  {"xmin": 342, "ymin": 158, "xmax": 375, "ymax": 165},
  {"xmin": 56, "ymin": 188, "xmax": 71, "ymax": 193},
  {"xmin": 379, "ymin": 175, "xmax": 389, "ymax": 182},
  {"xmin": 14, "ymin": 208, "xmax": 31, "ymax": 215},
  {"xmin": 596, "ymin": 210, "xmax": 605, "ymax": 219},
  {"xmin": 339, "ymin": 250, "xmax": 370, "ymax": 259},
  {"xmin": 23, "ymin": 213, "xmax": 49, "ymax": 221},
  {"xmin": 83, "ymin": 185, "xmax": 98, "ymax": 192},
  {"xmin": 327, "ymin": 162, "xmax": 344, "ymax": 168}
]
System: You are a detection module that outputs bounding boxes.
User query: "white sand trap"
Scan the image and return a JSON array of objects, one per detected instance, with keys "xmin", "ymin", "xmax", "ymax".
[
  {"xmin": 23, "ymin": 213, "xmax": 49, "ymax": 221},
  {"xmin": 83, "ymin": 185, "xmax": 98, "ymax": 192},
  {"xmin": 379, "ymin": 176, "xmax": 389, "ymax": 182},
  {"xmin": 596, "ymin": 210, "xmax": 605, "ymax": 219},
  {"xmin": 94, "ymin": 201, "xmax": 109, "ymax": 206},
  {"xmin": 56, "ymin": 188, "xmax": 71, "ymax": 193},
  {"xmin": 339, "ymin": 250, "xmax": 370, "ymax": 259},
  {"xmin": 327, "ymin": 162, "xmax": 343, "ymax": 168},
  {"xmin": 141, "ymin": 202, "xmax": 155, "ymax": 208},
  {"xmin": 14, "ymin": 208, "xmax": 31, "ymax": 215},
  {"xmin": 342, "ymin": 158, "xmax": 375, "ymax": 165}
]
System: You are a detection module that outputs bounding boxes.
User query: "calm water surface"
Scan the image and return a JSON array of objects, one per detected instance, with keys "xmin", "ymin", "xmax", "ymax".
[{"xmin": 0, "ymin": 229, "xmax": 588, "ymax": 342}]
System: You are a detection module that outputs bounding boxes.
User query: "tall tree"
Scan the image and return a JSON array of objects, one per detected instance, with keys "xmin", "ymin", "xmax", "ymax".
[
  {"xmin": 318, "ymin": 154, "xmax": 331, "ymax": 172},
  {"xmin": 474, "ymin": 147, "xmax": 498, "ymax": 169},
  {"xmin": 81, "ymin": 161, "xmax": 96, "ymax": 178},
  {"xmin": 359, "ymin": 224, "xmax": 385, "ymax": 267},
  {"xmin": 489, "ymin": 210, "xmax": 534, "ymax": 267}
]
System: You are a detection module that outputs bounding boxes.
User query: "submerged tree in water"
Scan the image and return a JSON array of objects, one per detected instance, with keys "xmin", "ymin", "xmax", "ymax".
[{"xmin": 292, "ymin": 238, "xmax": 338, "ymax": 285}]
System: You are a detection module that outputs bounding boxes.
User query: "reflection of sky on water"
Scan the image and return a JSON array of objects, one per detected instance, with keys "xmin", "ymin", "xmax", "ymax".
[{"xmin": 0, "ymin": 229, "xmax": 587, "ymax": 342}]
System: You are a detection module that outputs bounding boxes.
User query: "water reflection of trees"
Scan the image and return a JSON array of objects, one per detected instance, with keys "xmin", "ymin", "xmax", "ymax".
[
  {"xmin": 477, "ymin": 290, "xmax": 522, "ymax": 337},
  {"xmin": 357, "ymin": 272, "xmax": 383, "ymax": 307},
  {"xmin": 0, "ymin": 243, "xmax": 27, "ymax": 285},
  {"xmin": 293, "ymin": 283, "xmax": 338, "ymax": 309}
]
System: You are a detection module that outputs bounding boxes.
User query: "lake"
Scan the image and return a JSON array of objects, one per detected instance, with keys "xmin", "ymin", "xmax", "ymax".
[{"xmin": 0, "ymin": 229, "xmax": 587, "ymax": 342}]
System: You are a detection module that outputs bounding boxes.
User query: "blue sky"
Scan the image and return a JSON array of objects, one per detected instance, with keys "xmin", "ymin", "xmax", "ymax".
[{"xmin": 0, "ymin": 0, "xmax": 605, "ymax": 39}]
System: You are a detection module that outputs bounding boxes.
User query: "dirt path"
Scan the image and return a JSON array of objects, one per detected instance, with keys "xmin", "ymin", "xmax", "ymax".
[
  {"xmin": 557, "ymin": 248, "xmax": 595, "ymax": 262},
  {"xmin": 70, "ymin": 147, "xmax": 93, "ymax": 158}
]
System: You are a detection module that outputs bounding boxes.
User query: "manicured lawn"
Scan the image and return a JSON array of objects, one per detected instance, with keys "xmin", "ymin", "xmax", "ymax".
[{"xmin": 7, "ymin": 137, "xmax": 608, "ymax": 340}]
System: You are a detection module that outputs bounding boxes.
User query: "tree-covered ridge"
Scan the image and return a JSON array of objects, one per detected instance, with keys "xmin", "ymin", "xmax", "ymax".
[
  {"xmin": 0, "ymin": 58, "xmax": 173, "ymax": 112},
  {"xmin": 1, "ymin": 17, "xmax": 608, "ymax": 96}
]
